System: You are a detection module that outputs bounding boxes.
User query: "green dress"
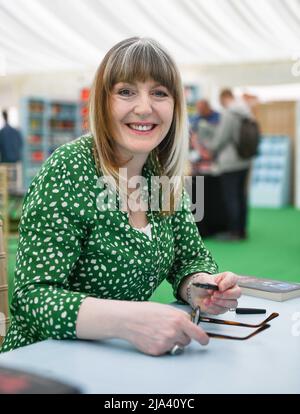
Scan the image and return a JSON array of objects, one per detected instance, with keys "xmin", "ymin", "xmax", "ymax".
[{"xmin": 1, "ymin": 135, "xmax": 218, "ymax": 353}]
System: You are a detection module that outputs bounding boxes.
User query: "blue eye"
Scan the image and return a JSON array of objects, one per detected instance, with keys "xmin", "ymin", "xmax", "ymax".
[
  {"xmin": 153, "ymin": 90, "xmax": 169, "ymax": 97},
  {"xmin": 118, "ymin": 89, "xmax": 134, "ymax": 97}
]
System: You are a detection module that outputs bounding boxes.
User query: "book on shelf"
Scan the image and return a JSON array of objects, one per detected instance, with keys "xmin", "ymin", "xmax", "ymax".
[{"xmin": 237, "ymin": 275, "xmax": 300, "ymax": 302}]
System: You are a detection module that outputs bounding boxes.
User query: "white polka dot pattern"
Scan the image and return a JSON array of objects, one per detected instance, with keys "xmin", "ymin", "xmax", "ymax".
[{"xmin": 1, "ymin": 135, "xmax": 218, "ymax": 353}]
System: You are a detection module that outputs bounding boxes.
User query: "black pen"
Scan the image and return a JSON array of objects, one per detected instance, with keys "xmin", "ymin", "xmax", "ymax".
[
  {"xmin": 192, "ymin": 282, "xmax": 219, "ymax": 291},
  {"xmin": 235, "ymin": 308, "xmax": 266, "ymax": 314}
]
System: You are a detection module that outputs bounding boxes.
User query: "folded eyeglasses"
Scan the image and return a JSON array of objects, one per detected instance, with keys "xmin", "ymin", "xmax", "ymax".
[{"xmin": 190, "ymin": 307, "xmax": 279, "ymax": 340}]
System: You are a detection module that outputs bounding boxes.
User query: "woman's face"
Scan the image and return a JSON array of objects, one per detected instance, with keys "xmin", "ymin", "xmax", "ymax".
[{"xmin": 110, "ymin": 79, "xmax": 174, "ymax": 158}]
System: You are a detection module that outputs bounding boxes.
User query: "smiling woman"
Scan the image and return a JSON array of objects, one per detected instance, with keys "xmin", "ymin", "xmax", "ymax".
[
  {"xmin": 89, "ymin": 37, "xmax": 188, "ymax": 215},
  {"xmin": 1, "ymin": 37, "xmax": 241, "ymax": 357},
  {"xmin": 110, "ymin": 79, "xmax": 174, "ymax": 162}
]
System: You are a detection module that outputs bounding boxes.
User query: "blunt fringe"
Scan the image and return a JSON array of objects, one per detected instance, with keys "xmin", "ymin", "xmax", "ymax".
[{"xmin": 89, "ymin": 37, "xmax": 189, "ymax": 215}]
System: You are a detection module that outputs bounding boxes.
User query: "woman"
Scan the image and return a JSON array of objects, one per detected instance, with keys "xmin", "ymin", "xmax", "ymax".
[{"xmin": 1, "ymin": 37, "xmax": 241, "ymax": 356}]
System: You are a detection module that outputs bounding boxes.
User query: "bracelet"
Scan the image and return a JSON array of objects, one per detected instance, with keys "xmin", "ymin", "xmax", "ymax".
[{"xmin": 186, "ymin": 273, "xmax": 202, "ymax": 309}]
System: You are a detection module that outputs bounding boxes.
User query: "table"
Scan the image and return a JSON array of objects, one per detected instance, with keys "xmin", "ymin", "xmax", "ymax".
[{"xmin": 0, "ymin": 295, "xmax": 299, "ymax": 394}]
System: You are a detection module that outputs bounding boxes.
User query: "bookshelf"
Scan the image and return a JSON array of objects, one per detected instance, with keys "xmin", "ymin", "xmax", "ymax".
[
  {"xmin": 80, "ymin": 88, "xmax": 90, "ymax": 134},
  {"xmin": 184, "ymin": 85, "xmax": 201, "ymax": 122},
  {"xmin": 21, "ymin": 98, "xmax": 80, "ymax": 189},
  {"xmin": 253, "ymin": 101, "xmax": 296, "ymax": 205},
  {"xmin": 249, "ymin": 135, "xmax": 291, "ymax": 207},
  {"xmin": 48, "ymin": 101, "xmax": 79, "ymax": 155},
  {"xmin": 21, "ymin": 98, "xmax": 47, "ymax": 190}
]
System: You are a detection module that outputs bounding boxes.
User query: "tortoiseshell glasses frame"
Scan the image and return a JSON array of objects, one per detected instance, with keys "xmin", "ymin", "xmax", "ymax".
[{"xmin": 190, "ymin": 307, "xmax": 279, "ymax": 340}]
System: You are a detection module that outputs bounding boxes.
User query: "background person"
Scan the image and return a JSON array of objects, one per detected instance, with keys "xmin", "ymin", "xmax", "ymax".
[
  {"xmin": 189, "ymin": 99, "xmax": 220, "ymax": 174},
  {"xmin": 190, "ymin": 99, "xmax": 220, "ymax": 134},
  {"xmin": 202, "ymin": 89, "xmax": 253, "ymax": 241},
  {"xmin": 0, "ymin": 110, "xmax": 23, "ymax": 163},
  {"xmin": 188, "ymin": 100, "xmax": 228, "ymax": 238}
]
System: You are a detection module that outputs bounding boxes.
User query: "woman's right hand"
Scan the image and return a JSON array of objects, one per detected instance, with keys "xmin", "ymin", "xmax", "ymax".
[{"xmin": 121, "ymin": 301, "xmax": 210, "ymax": 356}]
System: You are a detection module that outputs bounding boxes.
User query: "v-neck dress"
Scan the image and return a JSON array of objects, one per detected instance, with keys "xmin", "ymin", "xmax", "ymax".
[{"xmin": 1, "ymin": 135, "xmax": 218, "ymax": 353}]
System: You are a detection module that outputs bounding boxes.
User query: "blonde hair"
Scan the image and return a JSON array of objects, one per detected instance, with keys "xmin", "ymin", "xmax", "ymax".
[{"xmin": 89, "ymin": 37, "xmax": 189, "ymax": 215}]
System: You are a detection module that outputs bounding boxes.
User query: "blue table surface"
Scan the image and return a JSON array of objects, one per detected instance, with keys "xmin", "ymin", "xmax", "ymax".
[{"xmin": 0, "ymin": 295, "xmax": 299, "ymax": 394}]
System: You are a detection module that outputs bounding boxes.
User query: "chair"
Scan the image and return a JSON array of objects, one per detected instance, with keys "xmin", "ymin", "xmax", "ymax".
[{"xmin": 0, "ymin": 219, "xmax": 9, "ymax": 346}]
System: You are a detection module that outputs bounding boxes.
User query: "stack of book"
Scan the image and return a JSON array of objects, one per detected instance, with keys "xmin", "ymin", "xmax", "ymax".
[{"xmin": 237, "ymin": 275, "xmax": 300, "ymax": 302}]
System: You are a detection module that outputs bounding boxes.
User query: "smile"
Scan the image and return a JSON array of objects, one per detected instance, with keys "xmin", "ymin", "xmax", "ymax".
[{"xmin": 126, "ymin": 123, "xmax": 157, "ymax": 133}]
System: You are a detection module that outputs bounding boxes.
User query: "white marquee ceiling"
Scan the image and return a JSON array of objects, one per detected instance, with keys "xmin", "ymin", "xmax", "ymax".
[{"xmin": 0, "ymin": 0, "xmax": 300, "ymax": 75}]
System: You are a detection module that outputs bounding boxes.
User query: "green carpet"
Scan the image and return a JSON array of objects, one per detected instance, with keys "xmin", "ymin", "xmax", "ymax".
[
  {"xmin": 6, "ymin": 208, "xmax": 300, "ymax": 306},
  {"xmin": 150, "ymin": 207, "xmax": 300, "ymax": 303}
]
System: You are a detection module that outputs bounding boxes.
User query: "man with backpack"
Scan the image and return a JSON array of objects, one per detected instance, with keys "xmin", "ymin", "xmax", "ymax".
[{"xmin": 202, "ymin": 89, "xmax": 260, "ymax": 241}]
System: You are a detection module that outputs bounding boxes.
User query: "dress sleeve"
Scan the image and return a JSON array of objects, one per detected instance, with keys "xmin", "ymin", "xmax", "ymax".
[
  {"xmin": 11, "ymin": 148, "xmax": 89, "ymax": 342},
  {"xmin": 166, "ymin": 189, "xmax": 218, "ymax": 301}
]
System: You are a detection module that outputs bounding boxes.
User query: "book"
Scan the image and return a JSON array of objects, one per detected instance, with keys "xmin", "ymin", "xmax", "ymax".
[{"xmin": 237, "ymin": 275, "xmax": 300, "ymax": 302}]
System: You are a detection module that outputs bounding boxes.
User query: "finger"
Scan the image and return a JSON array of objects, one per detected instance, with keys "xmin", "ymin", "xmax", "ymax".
[
  {"xmin": 213, "ymin": 285, "xmax": 242, "ymax": 300},
  {"xmin": 202, "ymin": 304, "xmax": 228, "ymax": 315},
  {"xmin": 217, "ymin": 273, "xmax": 238, "ymax": 292},
  {"xmin": 173, "ymin": 320, "xmax": 192, "ymax": 345},
  {"xmin": 175, "ymin": 333, "xmax": 192, "ymax": 348},
  {"xmin": 193, "ymin": 289, "xmax": 211, "ymax": 301},
  {"xmin": 210, "ymin": 298, "xmax": 238, "ymax": 310},
  {"xmin": 214, "ymin": 273, "xmax": 224, "ymax": 284},
  {"xmin": 214, "ymin": 271, "xmax": 235, "ymax": 282},
  {"xmin": 201, "ymin": 298, "xmax": 229, "ymax": 315},
  {"xmin": 183, "ymin": 320, "xmax": 210, "ymax": 345}
]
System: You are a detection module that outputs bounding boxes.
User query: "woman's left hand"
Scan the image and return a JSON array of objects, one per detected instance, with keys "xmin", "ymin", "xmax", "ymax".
[{"xmin": 190, "ymin": 272, "xmax": 242, "ymax": 315}]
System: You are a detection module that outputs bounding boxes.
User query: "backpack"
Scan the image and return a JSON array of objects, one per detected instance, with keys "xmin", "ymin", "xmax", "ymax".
[{"xmin": 235, "ymin": 116, "xmax": 260, "ymax": 159}]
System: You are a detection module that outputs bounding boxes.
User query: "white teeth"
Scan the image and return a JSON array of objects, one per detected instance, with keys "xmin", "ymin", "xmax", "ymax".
[{"xmin": 129, "ymin": 124, "xmax": 154, "ymax": 131}]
